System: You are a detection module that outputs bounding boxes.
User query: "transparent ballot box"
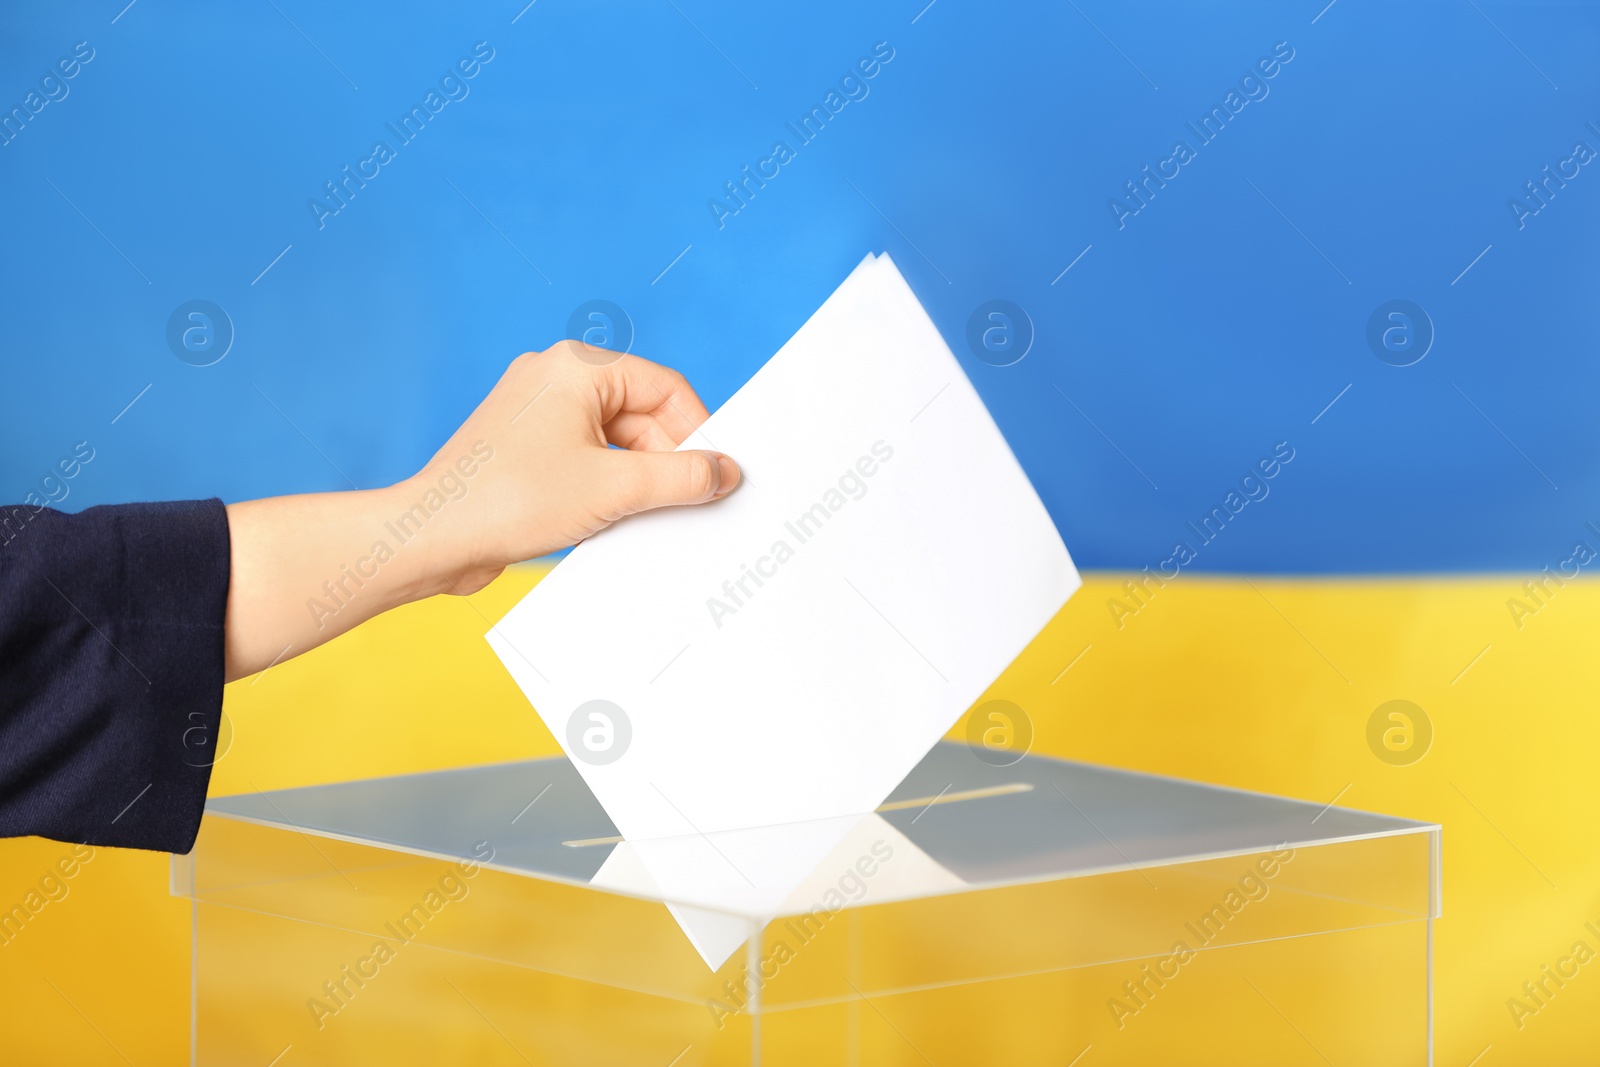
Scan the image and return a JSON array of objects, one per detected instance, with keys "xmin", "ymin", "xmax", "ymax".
[{"xmin": 176, "ymin": 743, "xmax": 1439, "ymax": 1066}]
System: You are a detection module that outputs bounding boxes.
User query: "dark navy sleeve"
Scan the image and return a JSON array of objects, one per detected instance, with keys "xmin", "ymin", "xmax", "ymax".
[{"xmin": 0, "ymin": 499, "xmax": 231, "ymax": 853}]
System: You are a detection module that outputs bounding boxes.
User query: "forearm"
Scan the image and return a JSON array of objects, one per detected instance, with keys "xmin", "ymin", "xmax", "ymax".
[{"xmin": 223, "ymin": 480, "xmax": 457, "ymax": 681}]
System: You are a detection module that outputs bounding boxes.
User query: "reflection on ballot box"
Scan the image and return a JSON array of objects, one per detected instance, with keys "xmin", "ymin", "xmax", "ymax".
[{"xmin": 177, "ymin": 743, "xmax": 1438, "ymax": 1065}]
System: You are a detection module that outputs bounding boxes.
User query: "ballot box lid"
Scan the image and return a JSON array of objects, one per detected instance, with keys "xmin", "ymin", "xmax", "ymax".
[{"xmin": 204, "ymin": 742, "xmax": 1436, "ymax": 920}]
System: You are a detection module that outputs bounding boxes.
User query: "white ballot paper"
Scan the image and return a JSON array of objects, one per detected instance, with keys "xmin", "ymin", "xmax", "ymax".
[
  {"xmin": 488, "ymin": 252, "xmax": 1079, "ymax": 967},
  {"xmin": 589, "ymin": 810, "xmax": 969, "ymax": 974}
]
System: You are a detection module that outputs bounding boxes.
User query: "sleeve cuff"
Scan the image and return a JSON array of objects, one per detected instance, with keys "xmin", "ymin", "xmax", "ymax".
[{"xmin": 0, "ymin": 498, "xmax": 232, "ymax": 853}]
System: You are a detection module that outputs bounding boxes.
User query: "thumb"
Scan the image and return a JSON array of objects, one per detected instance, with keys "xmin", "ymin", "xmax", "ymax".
[{"xmin": 610, "ymin": 448, "xmax": 741, "ymax": 516}]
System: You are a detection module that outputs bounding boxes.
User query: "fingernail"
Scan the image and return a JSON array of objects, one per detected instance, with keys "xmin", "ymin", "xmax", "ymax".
[{"xmin": 712, "ymin": 453, "xmax": 741, "ymax": 497}]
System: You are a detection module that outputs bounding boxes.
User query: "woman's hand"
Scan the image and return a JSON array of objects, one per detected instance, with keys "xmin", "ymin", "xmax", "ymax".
[{"xmin": 223, "ymin": 343, "xmax": 739, "ymax": 681}]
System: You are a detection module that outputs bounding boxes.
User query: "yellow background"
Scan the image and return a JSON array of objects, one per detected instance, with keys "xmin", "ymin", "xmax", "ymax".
[{"xmin": 2, "ymin": 566, "xmax": 1594, "ymax": 1064}]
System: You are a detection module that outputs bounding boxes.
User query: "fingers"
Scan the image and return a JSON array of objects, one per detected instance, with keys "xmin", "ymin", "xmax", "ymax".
[
  {"xmin": 532, "ymin": 342, "xmax": 711, "ymax": 447},
  {"xmin": 603, "ymin": 412, "xmax": 682, "ymax": 452},
  {"xmin": 585, "ymin": 349, "xmax": 712, "ymax": 445},
  {"xmin": 608, "ymin": 448, "xmax": 741, "ymax": 516}
]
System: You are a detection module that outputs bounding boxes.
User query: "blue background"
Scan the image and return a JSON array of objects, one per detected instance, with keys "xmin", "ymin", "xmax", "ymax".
[{"xmin": 2, "ymin": 0, "xmax": 1596, "ymax": 573}]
